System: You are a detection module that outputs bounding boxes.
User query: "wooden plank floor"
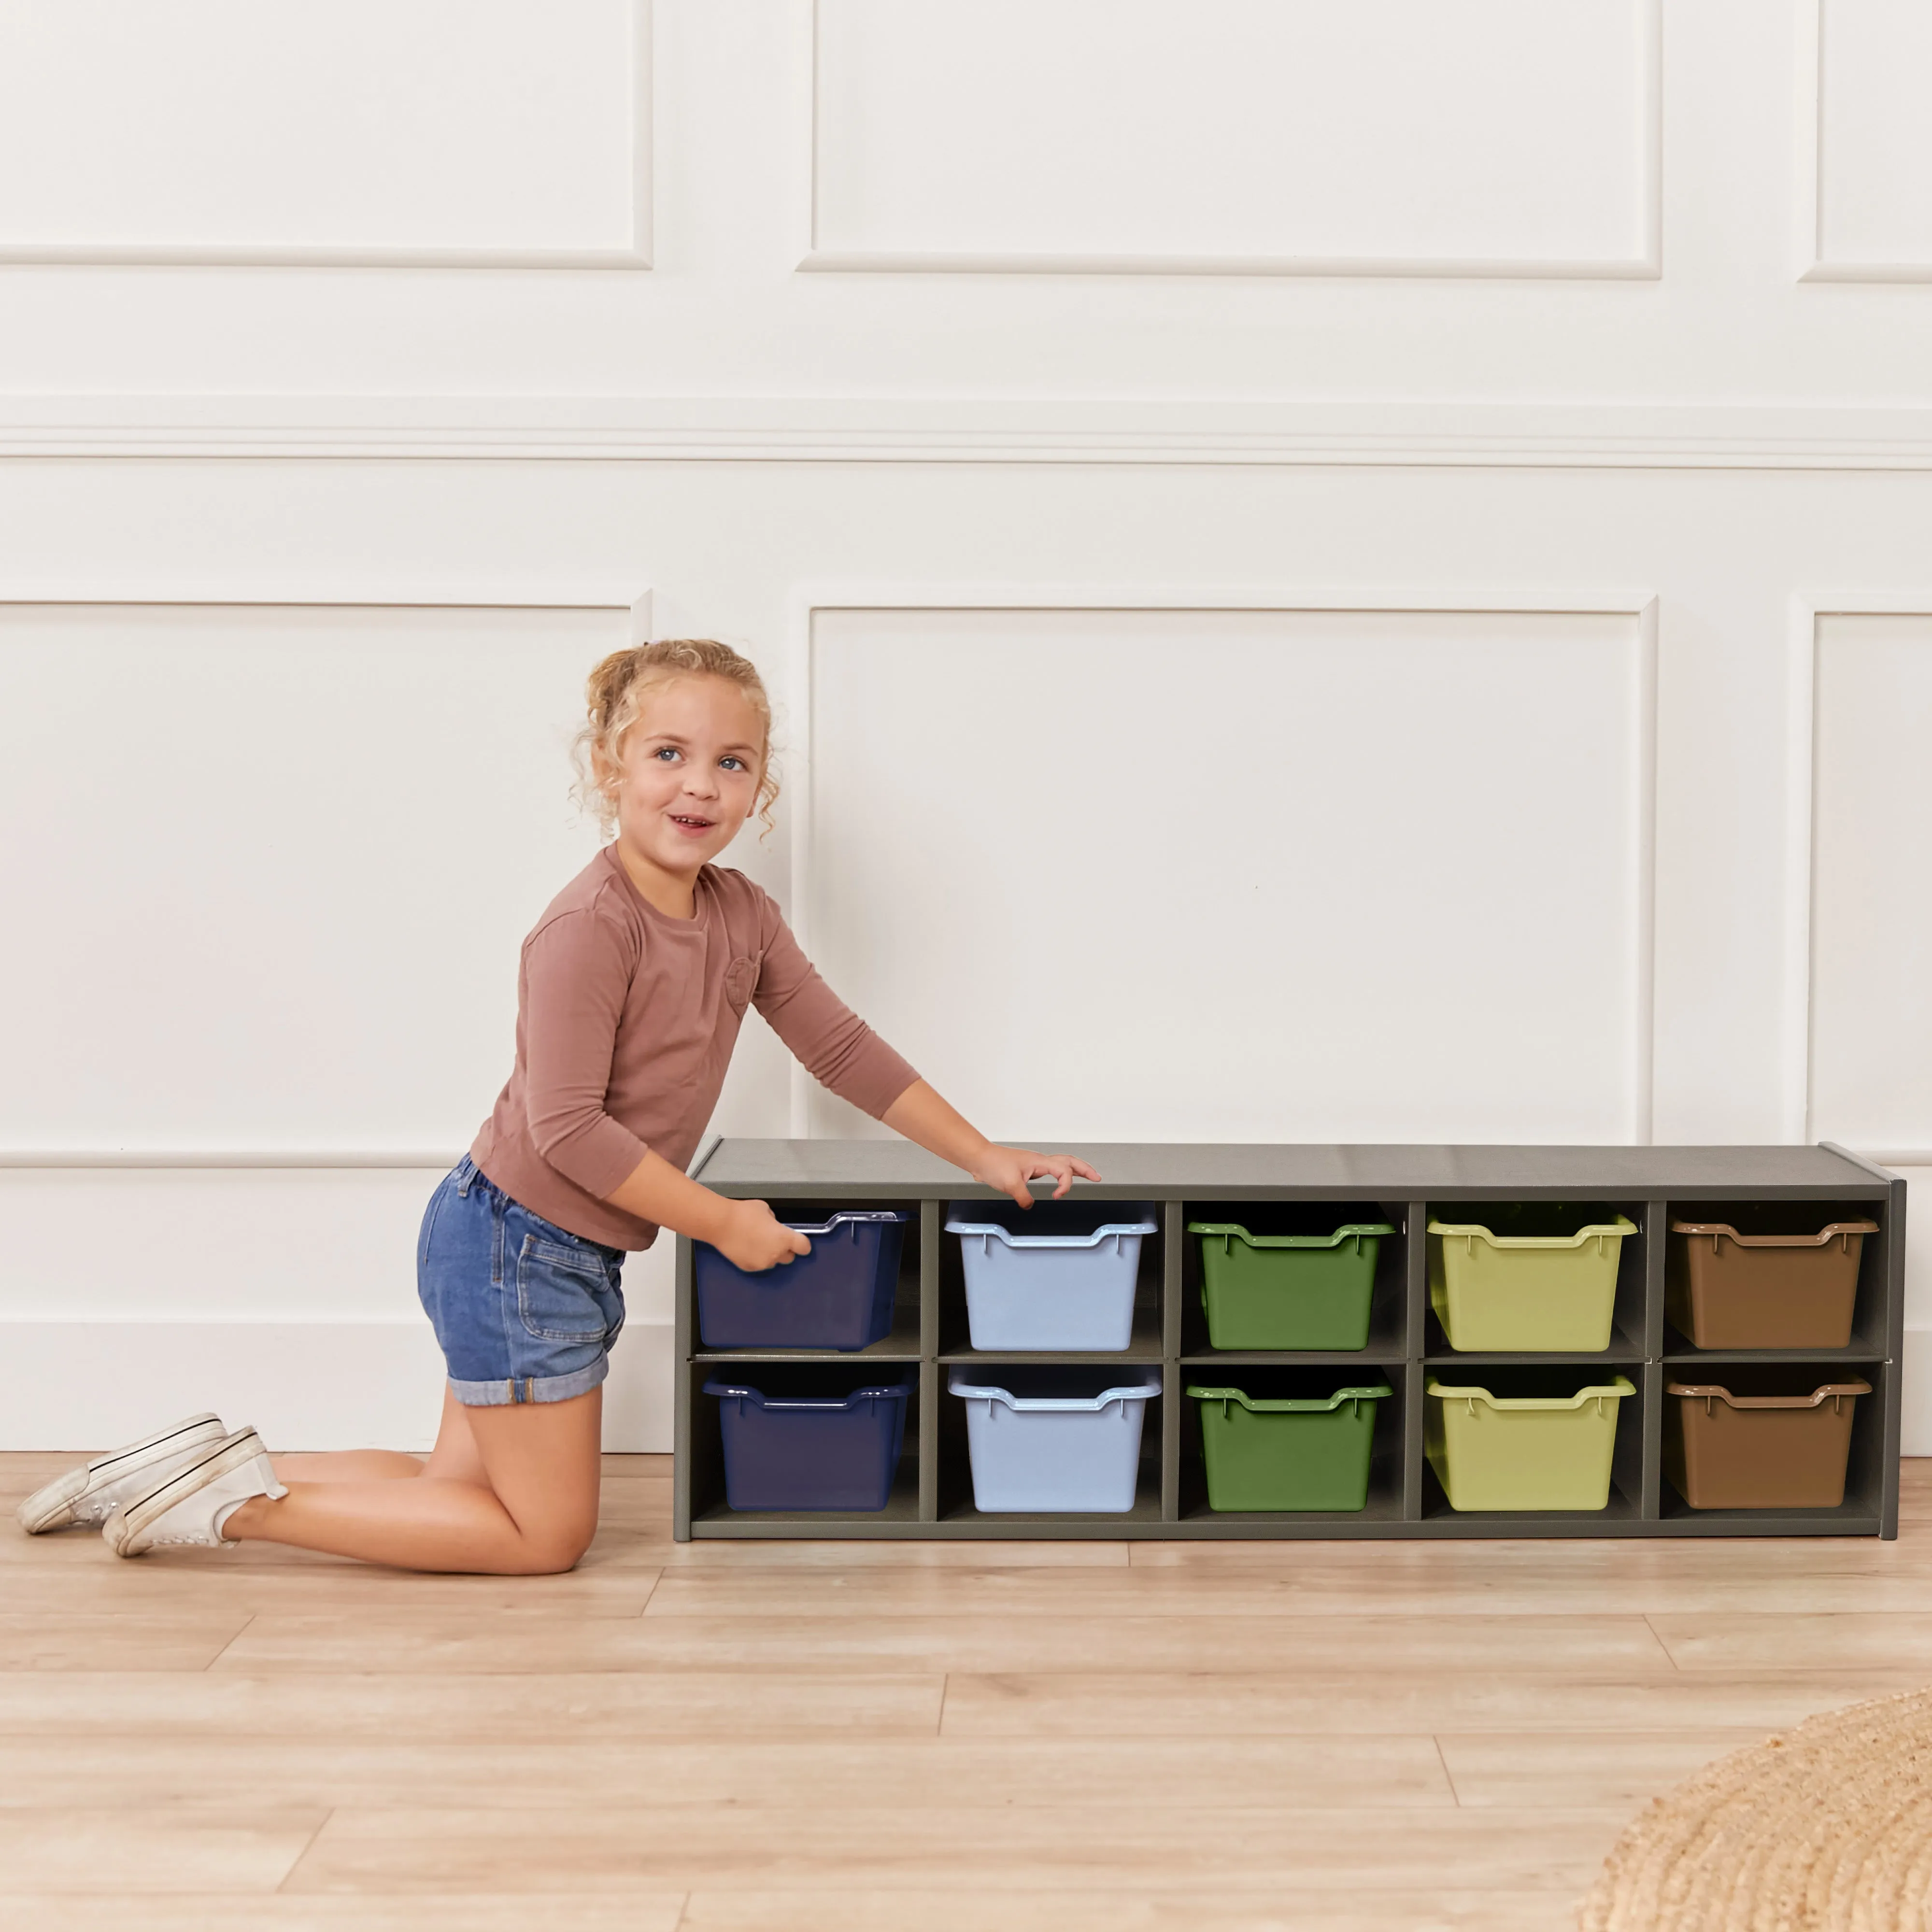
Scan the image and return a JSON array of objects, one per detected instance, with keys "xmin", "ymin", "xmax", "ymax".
[{"xmin": 0, "ymin": 1455, "xmax": 1928, "ymax": 1932}]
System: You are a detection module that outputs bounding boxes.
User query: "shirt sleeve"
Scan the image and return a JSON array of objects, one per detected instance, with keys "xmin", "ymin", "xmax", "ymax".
[
  {"xmin": 520, "ymin": 908, "xmax": 653, "ymax": 1200},
  {"xmin": 751, "ymin": 900, "xmax": 920, "ymax": 1121}
]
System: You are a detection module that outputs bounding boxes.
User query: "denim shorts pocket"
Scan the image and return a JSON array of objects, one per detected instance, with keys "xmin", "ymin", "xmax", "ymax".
[
  {"xmin": 517, "ymin": 1235, "xmax": 619, "ymax": 1343},
  {"xmin": 417, "ymin": 1170, "xmax": 456, "ymax": 1274}
]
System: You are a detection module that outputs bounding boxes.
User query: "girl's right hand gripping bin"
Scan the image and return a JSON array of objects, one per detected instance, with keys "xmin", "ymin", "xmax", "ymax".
[{"xmin": 695, "ymin": 1210, "xmax": 910, "ymax": 1350}]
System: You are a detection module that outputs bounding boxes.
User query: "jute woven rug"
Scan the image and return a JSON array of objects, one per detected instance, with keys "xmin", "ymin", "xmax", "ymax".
[{"xmin": 1579, "ymin": 1686, "xmax": 1932, "ymax": 1931}]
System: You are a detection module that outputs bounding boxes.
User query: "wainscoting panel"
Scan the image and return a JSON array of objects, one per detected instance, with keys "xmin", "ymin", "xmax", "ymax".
[
  {"xmin": 1809, "ymin": 0, "xmax": 1932, "ymax": 278},
  {"xmin": 0, "ymin": 0, "xmax": 650, "ymax": 265},
  {"xmin": 804, "ymin": 601, "xmax": 1655, "ymax": 1145},
  {"xmin": 809, "ymin": 0, "xmax": 1658, "ymax": 274},
  {"xmin": 1808, "ymin": 612, "xmax": 1932, "ymax": 1152},
  {"xmin": 0, "ymin": 600, "xmax": 620, "ymax": 1152}
]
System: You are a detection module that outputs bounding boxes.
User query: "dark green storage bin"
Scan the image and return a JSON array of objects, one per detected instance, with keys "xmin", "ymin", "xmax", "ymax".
[
  {"xmin": 1188, "ymin": 1382, "xmax": 1392, "ymax": 1511},
  {"xmin": 1190, "ymin": 1217, "xmax": 1393, "ymax": 1349}
]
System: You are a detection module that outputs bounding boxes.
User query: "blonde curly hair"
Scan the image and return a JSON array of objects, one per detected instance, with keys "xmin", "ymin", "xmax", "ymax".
[{"xmin": 572, "ymin": 639, "xmax": 779, "ymax": 838}]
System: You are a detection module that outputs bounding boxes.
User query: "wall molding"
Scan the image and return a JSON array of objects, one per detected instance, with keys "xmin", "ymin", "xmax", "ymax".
[
  {"xmin": 0, "ymin": 583, "xmax": 652, "ymax": 625},
  {"xmin": 0, "ymin": 581, "xmax": 649, "ymax": 1171},
  {"xmin": 0, "ymin": 1317, "xmax": 674, "ymax": 1450},
  {"xmin": 0, "ymin": 0, "xmax": 653, "ymax": 270},
  {"xmin": 0, "ymin": 1152, "xmax": 464, "ymax": 1169},
  {"xmin": 1783, "ymin": 593, "xmax": 1932, "ymax": 1147},
  {"xmin": 800, "ymin": 0, "xmax": 1661, "ymax": 282},
  {"xmin": 13, "ymin": 398, "xmax": 1932, "ymax": 469},
  {"xmin": 1797, "ymin": 0, "xmax": 1932, "ymax": 284},
  {"xmin": 788, "ymin": 585, "xmax": 1659, "ymax": 1144}
]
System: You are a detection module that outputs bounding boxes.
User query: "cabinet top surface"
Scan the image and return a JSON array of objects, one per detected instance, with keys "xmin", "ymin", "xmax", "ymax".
[{"xmin": 692, "ymin": 1139, "xmax": 1893, "ymax": 1197}]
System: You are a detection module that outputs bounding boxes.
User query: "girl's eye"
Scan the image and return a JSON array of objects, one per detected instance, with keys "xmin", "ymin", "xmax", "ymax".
[
  {"xmin": 720, "ymin": 756, "xmax": 746, "ymax": 772},
  {"xmin": 653, "ymin": 746, "xmax": 680, "ymax": 762}
]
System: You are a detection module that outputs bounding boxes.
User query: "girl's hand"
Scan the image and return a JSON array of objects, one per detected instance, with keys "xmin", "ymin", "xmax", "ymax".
[
  {"xmin": 717, "ymin": 1199, "xmax": 813, "ymax": 1272},
  {"xmin": 970, "ymin": 1145, "xmax": 1103, "ymax": 1208}
]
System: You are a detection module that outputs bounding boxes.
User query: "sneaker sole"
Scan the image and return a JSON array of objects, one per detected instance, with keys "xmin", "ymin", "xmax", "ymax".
[
  {"xmin": 105, "ymin": 1430, "xmax": 270, "ymax": 1557},
  {"xmin": 16, "ymin": 1413, "xmax": 226, "ymax": 1534}
]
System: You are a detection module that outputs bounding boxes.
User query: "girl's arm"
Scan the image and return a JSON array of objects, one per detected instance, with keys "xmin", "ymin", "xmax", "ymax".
[
  {"xmin": 748, "ymin": 898, "xmax": 1101, "ymax": 1209},
  {"xmin": 604, "ymin": 1093, "xmax": 1096, "ymax": 1276},
  {"xmin": 604, "ymin": 1089, "xmax": 1097, "ymax": 1277},
  {"xmin": 605, "ymin": 1150, "xmax": 811, "ymax": 1272},
  {"xmin": 883, "ymin": 1079, "xmax": 1100, "ymax": 1206}
]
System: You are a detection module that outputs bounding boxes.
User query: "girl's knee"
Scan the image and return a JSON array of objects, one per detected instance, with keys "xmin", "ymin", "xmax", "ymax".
[{"xmin": 507, "ymin": 1519, "xmax": 596, "ymax": 1575}]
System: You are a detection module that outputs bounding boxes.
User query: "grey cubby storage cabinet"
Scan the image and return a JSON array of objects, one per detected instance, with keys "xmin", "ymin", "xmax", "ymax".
[{"xmin": 674, "ymin": 1141, "xmax": 1906, "ymax": 1542}]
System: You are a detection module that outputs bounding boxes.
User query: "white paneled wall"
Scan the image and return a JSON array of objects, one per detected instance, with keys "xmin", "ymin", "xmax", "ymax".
[
  {"xmin": 0, "ymin": 0, "xmax": 1926, "ymax": 1450},
  {"xmin": 1810, "ymin": 0, "xmax": 1932, "ymax": 276},
  {"xmin": 0, "ymin": 600, "xmax": 624, "ymax": 1149},
  {"xmin": 0, "ymin": 0, "xmax": 649, "ymax": 264},
  {"xmin": 805, "ymin": 604, "xmax": 1654, "ymax": 1144},
  {"xmin": 1808, "ymin": 612, "xmax": 1932, "ymax": 1152},
  {"xmin": 811, "ymin": 0, "xmax": 1657, "ymax": 272}
]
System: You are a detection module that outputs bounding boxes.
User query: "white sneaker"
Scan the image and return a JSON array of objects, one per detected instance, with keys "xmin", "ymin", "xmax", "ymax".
[
  {"xmin": 101, "ymin": 1428, "xmax": 286, "ymax": 1557},
  {"xmin": 16, "ymin": 1413, "xmax": 229, "ymax": 1534}
]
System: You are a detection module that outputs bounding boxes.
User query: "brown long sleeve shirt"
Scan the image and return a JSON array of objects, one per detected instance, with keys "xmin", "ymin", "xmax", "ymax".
[{"xmin": 469, "ymin": 846, "xmax": 919, "ymax": 1250}]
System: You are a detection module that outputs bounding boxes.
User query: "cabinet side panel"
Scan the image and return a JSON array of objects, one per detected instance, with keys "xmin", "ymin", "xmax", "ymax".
[
  {"xmin": 673, "ymin": 1233, "xmax": 692, "ymax": 1541},
  {"xmin": 1885, "ymin": 1176, "xmax": 1908, "ymax": 1537}
]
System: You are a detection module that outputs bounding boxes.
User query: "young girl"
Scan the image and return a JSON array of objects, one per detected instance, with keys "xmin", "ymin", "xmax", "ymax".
[{"xmin": 20, "ymin": 639, "xmax": 1097, "ymax": 1573}]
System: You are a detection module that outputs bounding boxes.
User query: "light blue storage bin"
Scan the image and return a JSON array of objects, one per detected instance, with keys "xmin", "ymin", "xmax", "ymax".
[
  {"xmin": 945, "ymin": 1199, "xmax": 1158, "ymax": 1350},
  {"xmin": 949, "ymin": 1367, "xmax": 1160, "ymax": 1513}
]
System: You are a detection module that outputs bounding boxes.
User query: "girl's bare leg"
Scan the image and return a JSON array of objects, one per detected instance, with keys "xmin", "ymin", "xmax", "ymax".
[
  {"xmin": 272, "ymin": 1393, "xmax": 490, "ymax": 1486},
  {"xmin": 271, "ymin": 1450, "xmax": 425, "ymax": 1483},
  {"xmin": 222, "ymin": 1385, "xmax": 603, "ymax": 1575}
]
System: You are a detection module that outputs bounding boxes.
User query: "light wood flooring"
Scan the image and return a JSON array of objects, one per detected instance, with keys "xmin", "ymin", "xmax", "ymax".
[{"xmin": 1, "ymin": 1453, "xmax": 1929, "ymax": 1931}]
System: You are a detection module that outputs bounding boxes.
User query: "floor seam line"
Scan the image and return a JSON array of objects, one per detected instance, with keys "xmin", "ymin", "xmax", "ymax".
[
  {"xmin": 1433, "ymin": 1733, "xmax": 1463, "ymax": 1806},
  {"xmin": 1643, "ymin": 1611, "xmax": 1681, "ymax": 1670},
  {"xmin": 203, "ymin": 1610, "xmax": 257, "ymax": 1671},
  {"xmin": 275, "ymin": 1807, "xmax": 334, "ymax": 1894},
  {"xmin": 635, "ymin": 1565, "xmax": 664, "ymax": 1618}
]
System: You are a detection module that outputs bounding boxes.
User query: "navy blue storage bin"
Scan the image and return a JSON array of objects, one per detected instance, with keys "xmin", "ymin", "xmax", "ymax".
[
  {"xmin": 703, "ymin": 1374, "xmax": 913, "ymax": 1511},
  {"xmin": 695, "ymin": 1210, "xmax": 910, "ymax": 1350}
]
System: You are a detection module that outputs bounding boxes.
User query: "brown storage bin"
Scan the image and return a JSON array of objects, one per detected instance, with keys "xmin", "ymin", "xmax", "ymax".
[
  {"xmin": 1664, "ymin": 1378, "xmax": 1870, "ymax": 1509},
  {"xmin": 1666, "ymin": 1215, "xmax": 1877, "ymax": 1348}
]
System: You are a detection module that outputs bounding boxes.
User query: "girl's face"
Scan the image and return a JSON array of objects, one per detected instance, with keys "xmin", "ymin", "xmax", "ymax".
[{"xmin": 606, "ymin": 674, "xmax": 765, "ymax": 877}]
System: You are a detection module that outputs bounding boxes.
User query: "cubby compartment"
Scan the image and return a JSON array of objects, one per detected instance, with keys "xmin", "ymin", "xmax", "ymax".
[
  {"xmin": 945, "ymin": 1198, "xmax": 1157, "ymax": 1351},
  {"xmin": 1426, "ymin": 1200, "xmax": 1646, "ymax": 1356},
  {"xmin": 1181, "ymin": 1201, "xmax": 1406, "ymax": 1355},
  {"xmin": 685, "ymin": 1362, "xmax": 920, "ymax": 1524},
  {"xmin": 940, "ymin": 1200, "xmax": 1164, "ymax": 1360},
  {"xmin": 1664, "ymin": 1200, "xmax": 1885, "ymax": 1354},
  {"xmin": 1180, "ymin": 1363, "xmax": 1404, "ymax": 1521},
  {"xmin": 945, "ymin": 1365, "xmax": 1160, "ymax": 1513},
  {"xmin": 693, "ymin": 1197, "xmax": 921, "ymax": 1358},
  {"xmin": 1662, "ymin": 1363, "xmax": 1881, "ymax": 1516},
  {"xmin": 1423, "ymin": 1364, "xmax": 1642, "ymax": 1519},
  {"xmin": 937, "ymin": 1364, "xmax": 1164, "ymax": 1521}
]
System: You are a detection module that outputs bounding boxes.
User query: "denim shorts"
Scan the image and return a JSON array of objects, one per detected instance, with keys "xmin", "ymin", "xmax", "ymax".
[{"xmin": 417, "ymin": 1157, "xmax": 626, "ymax": 1406}]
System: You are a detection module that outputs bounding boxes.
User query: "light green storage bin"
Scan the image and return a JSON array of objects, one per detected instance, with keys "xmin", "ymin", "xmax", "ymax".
[
  {"xmin": 1428, "ymin": 1204, "xmax": 1635, "ymax": 1351},
  {"xmin": 1425, "ymin": 1377, "xmax": 1634, "ymax": 1511}
]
